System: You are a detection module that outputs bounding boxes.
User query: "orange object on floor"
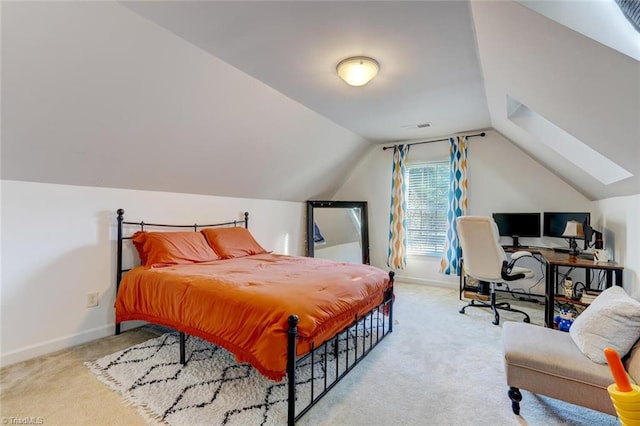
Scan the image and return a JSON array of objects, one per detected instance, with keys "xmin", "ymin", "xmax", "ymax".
[{"xmin": 604, "ymin": 347, "xmax": 640, "ymax": 425}]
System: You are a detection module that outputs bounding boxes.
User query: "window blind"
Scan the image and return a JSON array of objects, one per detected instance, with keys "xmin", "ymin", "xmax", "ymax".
[{"xmin": 406, "ymin": 161, "xmax": 449, "ymax": 256}]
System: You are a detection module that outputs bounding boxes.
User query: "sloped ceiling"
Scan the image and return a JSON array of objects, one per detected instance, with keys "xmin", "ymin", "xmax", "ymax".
[
  {"xmin": 2, "ymin": 1, "xmax": 638, "ymax": 202},
  {"xmin": 118, "ymin": 1, "xmax": 490, "ymax": 143},
  {"xmin": 471, "ymin": 1, "xmax": 639, "ymax": 200},
  {"xmin": 0, "ymin": 1, "xmax": 372, "ymax": 202}
]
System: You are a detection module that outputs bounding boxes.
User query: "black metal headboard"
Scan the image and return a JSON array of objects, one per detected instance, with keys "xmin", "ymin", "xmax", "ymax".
[{"xmin": 116, "ymin": 209, "xmax": 249, "ymax": 292}]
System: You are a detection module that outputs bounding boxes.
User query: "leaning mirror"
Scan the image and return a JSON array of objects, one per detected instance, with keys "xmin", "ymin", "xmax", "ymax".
[{"xmin": 306, "ymin": 201, "xmax": 369, "ymax": 264}]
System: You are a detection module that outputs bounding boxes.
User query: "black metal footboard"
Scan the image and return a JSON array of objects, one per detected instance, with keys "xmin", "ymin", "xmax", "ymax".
[{"xmin": 286, "ymin": 270, "xmax": 395, "ymax": 425}]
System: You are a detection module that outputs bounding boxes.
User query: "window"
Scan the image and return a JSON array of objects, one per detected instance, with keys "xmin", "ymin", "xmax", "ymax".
[{"xmin": 406, "ymin": 161, "xmax": 449, "ymax": 256}]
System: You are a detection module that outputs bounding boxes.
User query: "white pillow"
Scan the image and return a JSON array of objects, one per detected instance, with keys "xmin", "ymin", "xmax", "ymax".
[{"xmin": 569, "ymin": 286, "xmax": 640, "ymax": 364}]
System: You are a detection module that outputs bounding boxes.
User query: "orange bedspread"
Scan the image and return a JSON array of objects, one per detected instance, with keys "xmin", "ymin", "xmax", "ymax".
[{"xmin": 115, "ymin": 253, "xmax": 391, "ymax": 381}]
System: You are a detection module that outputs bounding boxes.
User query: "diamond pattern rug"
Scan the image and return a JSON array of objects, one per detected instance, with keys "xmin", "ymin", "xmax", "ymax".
[{"xmin": 86, "ymin": 324, "xmax": 381, "ymax": 425}]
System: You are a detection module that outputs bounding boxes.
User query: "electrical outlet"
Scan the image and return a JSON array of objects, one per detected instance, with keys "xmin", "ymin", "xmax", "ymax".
[{"xmin": 87, "ymin": 292, "xmax": 99, "ymax": 308}]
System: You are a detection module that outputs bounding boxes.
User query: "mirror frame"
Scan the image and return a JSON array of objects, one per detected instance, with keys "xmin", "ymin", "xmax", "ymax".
[{"xmin": 306, "ymin": 200, "xmax": 370, "ymax": 264}]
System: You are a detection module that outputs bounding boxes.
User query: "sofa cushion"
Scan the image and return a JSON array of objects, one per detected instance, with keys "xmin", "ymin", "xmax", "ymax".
[
  {"xmin": 503, "ymin": 322, "xmax": 613, "ymax": 388},
  {"xmin": 569, "ymin": 286, "xmax": 640, "ymax": 364}
]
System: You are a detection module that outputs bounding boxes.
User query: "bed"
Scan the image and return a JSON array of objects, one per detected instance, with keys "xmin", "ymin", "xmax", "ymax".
[{"xmin": 114, "ymin": 209, "xmax": 394, "ymax": 425}]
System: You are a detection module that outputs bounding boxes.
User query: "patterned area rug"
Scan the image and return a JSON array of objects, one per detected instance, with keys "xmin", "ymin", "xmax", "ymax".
[{"xmin": 86, "ymin": 324, "xmax": 382, "ymax": 425}]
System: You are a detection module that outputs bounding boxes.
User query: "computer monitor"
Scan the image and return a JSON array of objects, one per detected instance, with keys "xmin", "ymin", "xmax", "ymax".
[
  {"xmin": 492, "ymin": 212, "xmax": 541, "ymax": 247},
  {"xmin": 543, "ymin": 211, "xmax": 590, "ymax": 243}
]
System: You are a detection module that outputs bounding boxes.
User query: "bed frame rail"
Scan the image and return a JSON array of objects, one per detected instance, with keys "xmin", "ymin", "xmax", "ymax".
[{"xmin": 286, "ymin": 271, "xmax": 394, "ymax": 425}]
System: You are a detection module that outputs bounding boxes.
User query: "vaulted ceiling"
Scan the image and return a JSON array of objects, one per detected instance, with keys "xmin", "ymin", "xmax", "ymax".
[{"xmin": 2, "ymin": 1, "xmax": 638, "ymax": 202}]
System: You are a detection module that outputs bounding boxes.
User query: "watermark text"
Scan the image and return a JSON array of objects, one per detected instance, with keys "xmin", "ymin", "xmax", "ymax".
[{"xmin": 1, "ymin": 417, "xmax": 44, "ymax": 425}]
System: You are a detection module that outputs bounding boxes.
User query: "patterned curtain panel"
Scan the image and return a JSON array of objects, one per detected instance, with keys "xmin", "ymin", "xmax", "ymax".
[
  {"xmin": 387, "ymin": 144, "xmax": 410, "ymax": 269},
  {"xmin": 439, "ymin": 136, "xmax": 468, "ymax": 276}
]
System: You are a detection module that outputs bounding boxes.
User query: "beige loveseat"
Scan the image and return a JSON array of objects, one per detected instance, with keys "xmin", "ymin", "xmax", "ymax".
[{"xmin": 503, "ymin": 321, "xmax": 640, "ymax": 416}]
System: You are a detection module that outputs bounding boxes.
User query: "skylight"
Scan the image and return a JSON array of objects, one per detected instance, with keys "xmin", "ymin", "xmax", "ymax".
[{"xmin": 506, "ymin": 95, "xmax": 633, "ymax": 185}]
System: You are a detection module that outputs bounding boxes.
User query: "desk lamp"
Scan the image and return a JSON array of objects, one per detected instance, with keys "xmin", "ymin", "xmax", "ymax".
[{"xmin": 562, "ymin": 220, "xmax": 584, "ymax": 256}]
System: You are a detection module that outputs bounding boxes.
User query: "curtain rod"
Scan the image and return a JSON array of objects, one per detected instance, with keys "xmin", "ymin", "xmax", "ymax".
[{"xmin": 381, "ymin": 132, "xmax": 486, "ymax": 151}]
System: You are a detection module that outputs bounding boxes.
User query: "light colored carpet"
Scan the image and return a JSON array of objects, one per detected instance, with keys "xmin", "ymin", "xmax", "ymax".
[
  {"xmin": 1, "ymin": 283, "xmax": 619, "ymax": 425},
  {"xmin": 1, "ymin": 326, "xmax": 160, "ymax": 425}
]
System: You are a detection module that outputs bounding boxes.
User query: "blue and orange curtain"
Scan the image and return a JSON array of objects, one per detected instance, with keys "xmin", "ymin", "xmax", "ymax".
[
  {"xmin": 387, "ymin": 144, "xmax": 410, "ymax": 269},
  {"xmin": 440, "ymin": 136, "xmax": 468, "ymax": 276}
]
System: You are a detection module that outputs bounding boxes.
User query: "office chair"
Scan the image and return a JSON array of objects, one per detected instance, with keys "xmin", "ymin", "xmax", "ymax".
[{"xmin": 457, "ymin": 216, "xmax": 533, "ymax": 325}]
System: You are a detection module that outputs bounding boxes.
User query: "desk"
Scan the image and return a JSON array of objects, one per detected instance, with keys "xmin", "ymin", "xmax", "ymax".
[
  {"xmin": 459, "ymin": 248, "xmax": 624, "ymax": 328},
  {"xmin": 537, "ymin": 249, "xmax": 624, "ymax": 328}
]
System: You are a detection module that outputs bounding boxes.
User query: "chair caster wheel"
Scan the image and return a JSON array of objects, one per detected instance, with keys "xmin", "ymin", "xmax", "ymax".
[
  {"xmin": 523, "ymin": 317, "xmax": 530, "ymax": 323},
  {"xmin": 492, "ymin": 319, "xmax": 499, "ymax": 325},
  {"xmin": 459, "ymin": 308, "xmax": 465, "ymax": 314}
]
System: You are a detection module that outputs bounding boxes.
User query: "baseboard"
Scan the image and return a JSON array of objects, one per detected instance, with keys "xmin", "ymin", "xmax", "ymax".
[
  {"xmin": 394, "ymin": 275, "xmax": 457, "ymax": 288},
  {"xmin": 0, "ymin": 321, "xmax": 144, "ymax": 368}
]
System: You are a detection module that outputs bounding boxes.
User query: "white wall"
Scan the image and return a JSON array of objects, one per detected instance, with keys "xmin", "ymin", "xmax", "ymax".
[
  {"xmin": 592, "ymin": 195, "xmax": 640, "ymax": 298},
  {"xmin": 334, "ymin": 130, "xmax": 591, "ymax": 287},
  {"xmin": 0, "ymin": 180, "xmax": 304, "ymax": 367}
]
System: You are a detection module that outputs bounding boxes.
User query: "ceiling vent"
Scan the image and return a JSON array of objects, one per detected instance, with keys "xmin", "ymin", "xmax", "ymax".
[{"xmin": 401, "ymin": 122, "xmax": 432, "ymax": 129}]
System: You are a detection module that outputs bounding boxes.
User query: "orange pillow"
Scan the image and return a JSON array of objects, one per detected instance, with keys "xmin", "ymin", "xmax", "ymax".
[
  {"xmin": 132, "ymin": 231, "xmax": 220, "ymax": 267},
  {"xmin": 132, "ymin": 231, "xmax": 149, "ymax": 265},
  {"xmin": 201, "ymin": 227, "xmax": 267, "ymax": 259}
]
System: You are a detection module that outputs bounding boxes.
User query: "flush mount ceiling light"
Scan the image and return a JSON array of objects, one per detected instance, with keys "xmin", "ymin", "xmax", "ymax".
[{"xmin": 336, "ymin": 56, "xmax": 379, "ymax": 87}]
